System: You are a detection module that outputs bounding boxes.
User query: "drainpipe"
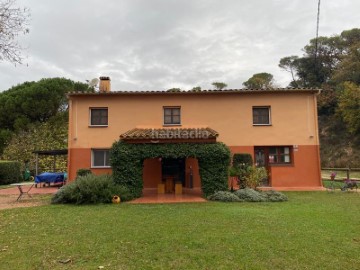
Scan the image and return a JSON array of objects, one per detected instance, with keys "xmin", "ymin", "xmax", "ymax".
[{"xmin": 189, "ymin": 166, "xmax": 193, "ymax": 188}]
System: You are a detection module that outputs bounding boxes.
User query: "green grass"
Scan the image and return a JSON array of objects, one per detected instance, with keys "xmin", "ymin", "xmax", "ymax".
[{"xmin": 0, "ymin": 192, "xmax": 359, "ymax": 269}]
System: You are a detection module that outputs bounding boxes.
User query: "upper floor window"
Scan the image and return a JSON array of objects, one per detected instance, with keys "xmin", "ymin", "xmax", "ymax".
[
  {"xmin": 91, "ymin": 149, "xmax": 110, "ymax": 168},
  {"xmin": 253, "ymin": 106, "xmax": 271, "ymax": 125},
  {"xmin": 163, "ymin": 107, "xmax": 181, "ymax": 125},
  {"xmin": 90, "ymin": 108, "xmax": 108, "ymax": 126}
]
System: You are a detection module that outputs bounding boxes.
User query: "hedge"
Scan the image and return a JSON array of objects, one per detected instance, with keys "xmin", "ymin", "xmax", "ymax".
[
  {"xmin": 0, "ymin": 161, "xmax": 22, "ymax": 185},
  {"xmin": 110, "ymin": 141, "xmax": 231, "ymax": 198}
]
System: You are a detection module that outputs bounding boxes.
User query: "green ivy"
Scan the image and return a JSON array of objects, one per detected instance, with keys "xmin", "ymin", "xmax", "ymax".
[{"xmin": 110, "ymin": 141, "xmax": 231, "ymax": 198}]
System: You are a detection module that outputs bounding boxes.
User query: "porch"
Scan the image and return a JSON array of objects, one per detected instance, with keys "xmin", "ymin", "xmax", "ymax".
[{"xmin": 142, "ymin": 157, "xmax": 203, "ymax": 196}]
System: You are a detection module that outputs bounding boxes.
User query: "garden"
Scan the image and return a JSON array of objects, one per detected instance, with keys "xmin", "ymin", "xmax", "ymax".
[
  {"xmin": 1, "ymin": 153, "xmax": 359, "ymax": 269},
  {"xmin": 0, "ymin": 192, "xmax": 359, "ymax": 269}
]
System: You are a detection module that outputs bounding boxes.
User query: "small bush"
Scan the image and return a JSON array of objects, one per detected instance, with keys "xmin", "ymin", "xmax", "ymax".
[
  {"xmin": 76, "ymin": 168, "xmax": 92, "ymax": 178},
  {"xmin": 234, "ymin": 188, "xmax": 266, "ymax": 202},
  {"xmin": 244, "ymin": 167, "xmax": 268, "ymax": 189},
  {"xmin": 51, "ymin": 174, "xmax": 133, "ymax": 204},
  {"xmin": 208, "ymin": 191, "xmax": 241, "ymax": 202},
  {"xmin": 233, "ymin": 153, "xmax": 253, "ymax": 167},
  {"xmin": 232, "ymin": 154, "xmax": 254, "ymax": 188},
  {"xmin": 0, "ymin": 161, "xmax": 21, "ymax": 185},
  {"xmin": 262, "ymin": 190, "xmax": 288, "ymax": 202}
]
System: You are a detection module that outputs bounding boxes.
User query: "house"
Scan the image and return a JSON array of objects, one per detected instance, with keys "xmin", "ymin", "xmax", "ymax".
[{"xmin": 67, "ymin": 77, "xmax": 322, "ymax": 194}]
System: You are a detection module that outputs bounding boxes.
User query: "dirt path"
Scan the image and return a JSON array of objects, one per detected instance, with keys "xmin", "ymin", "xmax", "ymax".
[
  {"xmin": 0, "ymin": 186, "xmax": 57, "ymax": 210},
  {"xmin": 0, "ymin": 194, "xmax": 51, "ymax": 210}
]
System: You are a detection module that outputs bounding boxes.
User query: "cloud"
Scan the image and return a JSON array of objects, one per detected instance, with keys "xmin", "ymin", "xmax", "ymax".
[{"xmin": 1, "ymin": 0, "xmax": 360, "ymax": 91}]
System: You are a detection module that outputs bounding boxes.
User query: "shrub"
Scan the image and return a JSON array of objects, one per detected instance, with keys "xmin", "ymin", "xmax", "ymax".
[
  {"xmin": 244, "ymin": 167, "xmax": 268, "ymax": 189},
  {"xmin": 233, "ymin": 153, "xmax": 253, "ymax": 167},
  {"xmin": 234, "ymin": 188, "xmax": 266, "ymax": 202},
  {"xmin": 208, "ymin": 191, "xmax": 241, "ymax": 202},
  {"xmin": 262, "ymin": 190, "xmax": 288, "ymax": 202},
  {"xmin": 76, "ymin": 168, "xmax": 92, "ymax": 178},
  {"xmin": 51, "ymin": 174, "xmax": 133, "ymax": 204},
  {"xmin": 0, "ymin": 161, "xmax": 21, "ymax": 185},
  {"xmin": 232, "ymin": 154, "xmax": 253, "ymax": 188}
]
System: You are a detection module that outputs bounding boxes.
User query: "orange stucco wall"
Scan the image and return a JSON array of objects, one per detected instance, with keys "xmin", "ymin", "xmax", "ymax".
[
  {"xmin": 67, "ymin": 91, "xmax": 321, "ymax": 188},
  {"xmin": 67, "ymin": 148, "xmax": 112, "ymax": 179},
  {"xmin": 229, "ymin": 145, "xmax": 322, "ymax": 187},
  {"xmin": 270, "ymin": 145, "xmax": 321, "ymax": 187}
]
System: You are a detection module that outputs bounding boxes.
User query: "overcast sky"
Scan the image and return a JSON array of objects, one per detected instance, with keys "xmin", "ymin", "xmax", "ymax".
[{"xmin": 1, "ymin": 0, "xmax": 359, "ymax": 92}]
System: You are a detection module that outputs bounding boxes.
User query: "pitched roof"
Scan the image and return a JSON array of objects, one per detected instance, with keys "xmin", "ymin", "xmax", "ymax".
[
  {"xmin": 68, "ymin": 88, "xmax": 320, "ymax": 97},
  {"xmin": 120, "ymin": 127, "xmax": 219, "ymax": 140}
]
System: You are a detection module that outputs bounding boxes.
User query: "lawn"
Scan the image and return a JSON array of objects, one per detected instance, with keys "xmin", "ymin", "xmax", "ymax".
[{"xmin": 0, "ymin": 192, "xmax": 359, "ymax": 270}]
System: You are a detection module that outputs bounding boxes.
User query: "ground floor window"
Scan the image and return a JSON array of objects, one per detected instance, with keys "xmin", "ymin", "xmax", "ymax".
[
  {"xmin": 255, "ymin": 146, "xmax": 292, "ymax": 166},
  {"xmin": 269, "ymin": 146, "xmax": 291, "ymax": 164},
  {"xmin": 91, "ymin": 149, "xmax": 110, "ymax": 167}
]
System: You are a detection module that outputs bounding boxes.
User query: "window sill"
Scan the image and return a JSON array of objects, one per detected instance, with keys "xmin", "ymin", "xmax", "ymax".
[
  {"xmin": 163, "ymin": 124, "xmax": 182, "ymax": 127},
  {"xmin": 91, "ymin": 166, "xmax": 111, "ymax": 169},
  {"xmin": 269, "ymin": 163, "xmax": 293, "ymax": 167},
  {"xmin": 253, "ymin": 124, "xmax": 272, "ymax": 126},
  {"xmin": 89, "ymin": 125, "xmax": 108, "ymax": 128}
]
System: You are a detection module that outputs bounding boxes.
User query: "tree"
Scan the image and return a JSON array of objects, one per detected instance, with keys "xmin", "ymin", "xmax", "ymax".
[
  {"xmin": 243, "ymin": 73, "xmax": 274, "ymax": 89},
  {"xmin": 191, "ymin": 86, "xmax": 201, "ymax": 92},
  {"xmin": 279, "ymin": 28, "xmax": 360, "ymax": 88},
  {"xmin": 166, "ymin": 88, "xmax": 181, "ymax": 92},
  {"xmin": 0, "ymin": 78, "xmax": 92, "ymax": 130},
  {"xmin": 337, "ymin": 82, "xmax": 360, "ymax": 134},
  {"xmin": 279, "ymin": 56, "xmax": 299, "ymax": 87},
  {"xmin": 332, "ymin": 42, "xmax": 360, "ymax": 85},
  {"xmin": 212, "ymin": 82, "xmax": 227, "ymax": 90},
  {"xmin": 0, "ymin": 0, "xmax": 30, "ymax": 64},
  {"xmin": 2, "ymin": 113, "xmax": 68, "ymax": 172},
  {"xmin": 0, "ymin": 78, "xmax": 92, "ymax": 154}
]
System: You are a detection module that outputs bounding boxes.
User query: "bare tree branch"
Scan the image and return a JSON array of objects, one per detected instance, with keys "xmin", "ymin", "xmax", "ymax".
[{"xmin": 0, "ymin": 0, "xmax": 30, "ymax": 64}]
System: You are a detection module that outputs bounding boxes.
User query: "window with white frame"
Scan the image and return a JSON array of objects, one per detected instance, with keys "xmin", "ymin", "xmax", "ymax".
[
  {"xmin": 268, "ymin": 146, "xmax": 292, "ymax": 164},
  {"xmin": 91, "ymin": 149, "xmax": 110, "ymax": 167},
  {"xmin": 90, "ymin": 108, "xmax": 108, "ymax": 126},
  {"xmin": 253, "ymin": 106, "xmax": 271, "ymax": 125}
]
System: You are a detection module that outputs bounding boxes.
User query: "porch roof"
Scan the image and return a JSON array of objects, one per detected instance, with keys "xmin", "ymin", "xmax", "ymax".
[{"xmin": 120, "ymin": 127, "xmax": 219, "ymax": 141}]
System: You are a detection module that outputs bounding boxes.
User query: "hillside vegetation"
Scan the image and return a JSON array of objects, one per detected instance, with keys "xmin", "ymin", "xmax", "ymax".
[
  {"xmin": 0, "ymin": 78, "xmax": 92, "ymax": 172},
  {"xmin": 278, "ymin": 28, "xmax": 360, "ymax": 167}
]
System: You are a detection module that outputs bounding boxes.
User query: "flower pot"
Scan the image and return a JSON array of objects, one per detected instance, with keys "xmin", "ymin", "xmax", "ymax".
[{"xmin": 112, "ymin": 195, "xmax": 121, "ymax": 204}]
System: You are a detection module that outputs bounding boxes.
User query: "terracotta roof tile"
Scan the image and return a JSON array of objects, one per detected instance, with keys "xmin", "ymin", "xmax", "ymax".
[{"xmin": 68, "ymin": 88, "xmax": 321, "ymax": 96}]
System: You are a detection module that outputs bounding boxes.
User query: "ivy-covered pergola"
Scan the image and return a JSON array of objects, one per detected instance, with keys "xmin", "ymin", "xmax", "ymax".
[{"xmin": 110, "ymin": 141, "xmax": 231, "ymax": 197}]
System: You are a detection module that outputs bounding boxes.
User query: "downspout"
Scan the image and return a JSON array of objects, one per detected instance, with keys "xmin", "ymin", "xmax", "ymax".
[{"xmin": 313, "ymin": 90, "xmax": 322, "ymax": 186}]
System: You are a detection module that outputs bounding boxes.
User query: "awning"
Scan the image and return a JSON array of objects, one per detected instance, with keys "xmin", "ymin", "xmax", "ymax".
[
  {"xmin": 120, "ymin": 127, "xmax": 218, "ymax": 143},
  {"xmin": 32, "ymin": 149, "xmax": 68, "ymax": 156}
]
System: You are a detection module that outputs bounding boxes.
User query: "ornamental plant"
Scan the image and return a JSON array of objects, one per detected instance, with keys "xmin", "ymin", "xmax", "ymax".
[
  {"xmin": 232, "ymin": 153, "xmax": 253, "ymax": 188},
  {"xmin": 244, "ymin": 166, "xmax": 268, "ymax": 189}
]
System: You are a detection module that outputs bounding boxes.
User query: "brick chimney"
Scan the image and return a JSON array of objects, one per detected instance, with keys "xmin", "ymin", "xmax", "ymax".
[{"xmin": 99, "ymin": 76, "xmax": 111, "ymax": 92}]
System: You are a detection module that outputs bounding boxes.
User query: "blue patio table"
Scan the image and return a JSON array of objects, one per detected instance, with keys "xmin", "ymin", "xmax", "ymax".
[
  {"xmin": 35, "ymin": 172, "xmax": 66, "ymax": 187},
  {"xmin": 10, "ymin": 182, "xmax": 34, "ymax": 201}
]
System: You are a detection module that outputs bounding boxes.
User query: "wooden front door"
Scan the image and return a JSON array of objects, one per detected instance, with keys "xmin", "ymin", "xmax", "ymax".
[{"xmin": 254, "ymin": 147, "xmax": 271, "ymax": 186}]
